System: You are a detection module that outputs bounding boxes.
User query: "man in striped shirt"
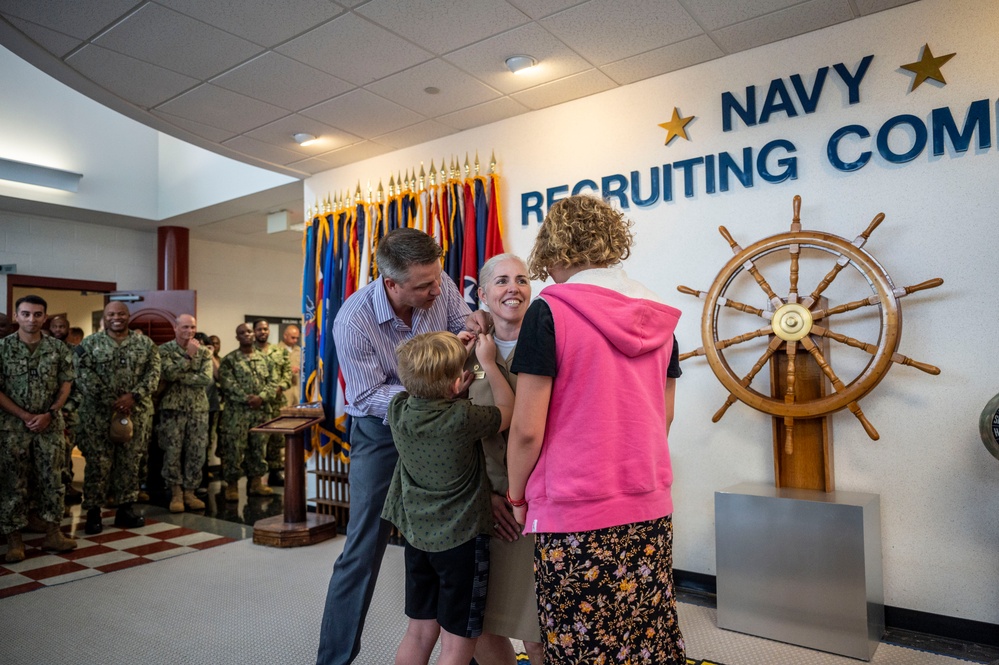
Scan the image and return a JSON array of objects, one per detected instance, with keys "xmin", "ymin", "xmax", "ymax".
[{"xmin": 317, "ymin": 228, "xmax": 486, "ymax": 665}]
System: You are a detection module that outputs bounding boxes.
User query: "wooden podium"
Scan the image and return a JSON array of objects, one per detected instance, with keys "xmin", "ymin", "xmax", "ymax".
[{"xmin": 250, "ymin": 415, "xmax": 338, "ymax": 547}]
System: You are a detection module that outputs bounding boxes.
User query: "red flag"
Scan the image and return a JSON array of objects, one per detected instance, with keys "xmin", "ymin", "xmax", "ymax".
[
  {"xmin": 484, "ymin": 174, "xmax": 504, "ymax": 259},
  {"xmin": 460, "ymin": 179, "xmax": 479, "ymax": 309}
]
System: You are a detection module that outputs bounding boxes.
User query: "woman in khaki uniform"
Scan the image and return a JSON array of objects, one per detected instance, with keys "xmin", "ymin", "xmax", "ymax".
[{"xmin": 467, "ymin": 254, "xmax": 544, "ymax": 665}]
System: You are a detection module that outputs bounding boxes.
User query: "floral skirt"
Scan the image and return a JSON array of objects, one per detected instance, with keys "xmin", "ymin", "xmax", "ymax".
[{"xmin": 534, "ymin": 515, "xmax": 686, "ymax": 664}]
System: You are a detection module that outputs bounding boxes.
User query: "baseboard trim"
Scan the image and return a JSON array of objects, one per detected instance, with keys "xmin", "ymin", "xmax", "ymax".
[{"xmin": 674, "ymin": 569, "xmax": 999, "ymax": 648}]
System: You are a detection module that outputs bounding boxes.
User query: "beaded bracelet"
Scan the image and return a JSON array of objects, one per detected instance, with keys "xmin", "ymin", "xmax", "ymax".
[{"xmin": 506, "ymin": 490, "xmax": 528, "ymax": 507}]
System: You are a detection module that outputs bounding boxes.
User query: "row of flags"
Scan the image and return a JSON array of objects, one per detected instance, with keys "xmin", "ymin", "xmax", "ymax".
[{"xmin": 299, "ymin": 169, "xmax": 506, "ymax": 461}]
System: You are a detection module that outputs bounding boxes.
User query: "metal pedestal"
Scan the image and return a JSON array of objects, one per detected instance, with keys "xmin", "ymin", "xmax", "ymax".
[{"xmin": 715, "ymin": 483, "xmax": 884, "ymax": 660}]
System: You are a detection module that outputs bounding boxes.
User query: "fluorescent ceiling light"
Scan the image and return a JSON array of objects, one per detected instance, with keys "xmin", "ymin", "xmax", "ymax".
[{"xmin": 0, "ymin": 157, "xmax": 82, "ymax": 192}]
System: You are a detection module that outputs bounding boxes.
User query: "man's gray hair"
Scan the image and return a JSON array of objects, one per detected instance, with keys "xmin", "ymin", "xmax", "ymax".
[{"xmin": 376, "ymin": 228, "xmax": 443, "ymax": 283}]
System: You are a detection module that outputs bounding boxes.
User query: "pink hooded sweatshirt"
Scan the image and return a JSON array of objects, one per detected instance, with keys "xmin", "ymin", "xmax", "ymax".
[{"xmin": 523, "ymin": 279, "xmax": 681, "ymax": 534}]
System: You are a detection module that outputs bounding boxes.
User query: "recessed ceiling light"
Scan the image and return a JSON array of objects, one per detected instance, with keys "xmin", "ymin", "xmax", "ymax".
[
  {"xmin": 505, "ymin": 55, "xmax": 537, "ymax": 74},
  {"xmin": 293, "ymin": 132, "xmax": 319, "ymax": 146}
]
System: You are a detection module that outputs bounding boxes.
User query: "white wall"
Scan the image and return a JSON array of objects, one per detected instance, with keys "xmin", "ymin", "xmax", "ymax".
[
  {"xmin": 189, "ymin": 238, "xmax": 301, "ymax": 355},
  {"xmin": 305, "ymin": 0, "xmax": 999, "ymax": 625},
  {"xmin": 0, "ymin": 209, "xmax": 158, "ymax": 300}
]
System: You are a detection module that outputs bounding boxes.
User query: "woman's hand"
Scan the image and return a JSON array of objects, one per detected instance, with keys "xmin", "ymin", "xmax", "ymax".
[
  {"xmin": 512, "ymin": 503, "xmax": 528, "ymax": 526},
  {"xmin": 491, "ymin": 493, "xmax": 520, "ymax": 542}
]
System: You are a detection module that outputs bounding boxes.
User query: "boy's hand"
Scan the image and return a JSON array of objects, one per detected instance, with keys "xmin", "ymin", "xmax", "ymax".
[
  {"xmin": 457, "ymin": 330, "xmax": 476, "ymax": 354},
  {"xmin": 457, "ymin": 370, "xmax": 474, "ymax": 395},
  {"xmin": 491, "ymin": 493, "xmax": 521, "ymax": 542},
  {"xmin": 476, "ymin": 333, "xmax": 497, "ymax": 365}
]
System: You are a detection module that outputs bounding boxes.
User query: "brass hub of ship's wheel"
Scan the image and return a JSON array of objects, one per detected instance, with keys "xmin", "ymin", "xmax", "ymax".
[
  {"xmin": 677, "ymin": 195, "xmax": 943, "ymax": 449},
  {"xmin": 771, "ymin": 303, "xmax": 812, "ymax": 342}
]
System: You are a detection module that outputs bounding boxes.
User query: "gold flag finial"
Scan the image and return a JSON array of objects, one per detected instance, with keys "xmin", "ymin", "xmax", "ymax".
[
  {"xmin": 367, "ymin": 180, "xmax": 372, "ymax": 204},
  {"xmin": 355, "ymin": 181, "xmax": 362, "ymax": 204},
  {"xmin": 464, "ymin": 154, "xmax": 470, "ymax": 177},
  {"xmin": 429, "ymin": 160, "xmax": 436, "ymax": 186},
  {"xmin": 377, "ymin": 180, "xmax": 384, "ymax": 203},
  {"xmin": 489, "ymin": 150, "xmax": 497, "ymax": 174},
  {"xmin": 388, "ymin": 174, "xmax": 395, "ymax": 198},
  {"xmin": 419, "ymin": 163, "xmax": 425, "ymax": 190},
  {"xmin": 474, "ymin": 151, "xmax": 480, "ymax": 175}
]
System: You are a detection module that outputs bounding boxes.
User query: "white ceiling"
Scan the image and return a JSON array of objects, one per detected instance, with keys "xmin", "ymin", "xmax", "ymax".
[{"xmin": 0, "ymin": 0, "xmax": 920, "ymax": 251}]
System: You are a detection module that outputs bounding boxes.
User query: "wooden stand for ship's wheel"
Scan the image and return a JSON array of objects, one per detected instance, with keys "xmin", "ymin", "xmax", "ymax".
[{"xmin": 250, "ymin": 415, "xmax": 338, "ymax": 548}]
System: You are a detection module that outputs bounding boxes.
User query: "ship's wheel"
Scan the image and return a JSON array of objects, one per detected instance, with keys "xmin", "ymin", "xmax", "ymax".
[{"xmin": 678, "ymin": 196, "xmax": 942, "ymax": 478}]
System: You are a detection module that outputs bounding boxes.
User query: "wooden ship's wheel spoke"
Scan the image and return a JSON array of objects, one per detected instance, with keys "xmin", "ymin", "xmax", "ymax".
[
  {"xmin": 801, "ymin": 212, "xmax": 884, "ymax": 309},
  {"xmin": 788, "ymin": 195, "xmax": 802, "ymax": 303},
  {"xmin": 718, "ymin": 226, "xmax": 784, "ymax": 310},
  {"xmin": 677, "ymin": 285, "xmax": 768, "ymax": 320},
  {"xmin": 713, "ymin": 337, "xmax": 783, "ymax": 422},
  {"xmin": 799, "ymin": 336, "xmax": 879, "ymax": 440},
  {"xmin": 811, "ymin": 324, "xmax": 941, "ymax": 375}
]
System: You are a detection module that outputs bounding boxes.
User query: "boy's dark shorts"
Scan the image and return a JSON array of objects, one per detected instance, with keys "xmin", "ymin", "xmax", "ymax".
[{"xmin": 404, "ymin": 534, "xmax": 490, "ymax": 637}]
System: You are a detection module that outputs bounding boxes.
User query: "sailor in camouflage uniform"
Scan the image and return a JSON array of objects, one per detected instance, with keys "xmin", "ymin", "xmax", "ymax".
[
  {"xmin": 0, "ymin": 295, "xmax": 77, "ymax": 562},
  {"xmin": 157, "ymin": 314, "xmax": 213, "ymax": 513},
  {"xmin": 219, "ymin": 323, "xmax": 278, "ymax": 501},
  {"xmin": 74, "ymin": 302, "xmax": 161, "ymax": 535},
  {"xmin": 253, "ymin": 320, "xmax": 292, "ymax": 486}
]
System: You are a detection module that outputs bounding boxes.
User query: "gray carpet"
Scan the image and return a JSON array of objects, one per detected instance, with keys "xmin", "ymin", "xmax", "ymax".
[{"xmin": 0, "ymin": 535, "xmax": 977, "ymax": 665}]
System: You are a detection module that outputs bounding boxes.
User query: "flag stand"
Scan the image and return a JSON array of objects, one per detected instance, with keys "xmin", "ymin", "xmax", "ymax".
[{"xmin": 250, "ymin": 415, "xmax": 338, "ymax": 548}]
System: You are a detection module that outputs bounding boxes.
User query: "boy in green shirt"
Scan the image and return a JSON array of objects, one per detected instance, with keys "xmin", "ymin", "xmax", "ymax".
[{"xmin": 381, "ymin": 331, "xmax": 513, "ymax": 665}]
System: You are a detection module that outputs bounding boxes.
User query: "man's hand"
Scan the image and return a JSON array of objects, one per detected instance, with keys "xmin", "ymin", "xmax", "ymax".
[
  {"xmin": 247, "ymin": 395, "xmax": 264, "ymax": 409},
  {"xmin": 24, "ymin": 412, "xmax": 53, "ymax": 433},
  {"xmin": 185, "ymin": 337, "xmax": 201, "ymax": 357},
  {"xmin": 465, "ymin": 310, "xmax": 493, "ymax": 335},
  {"xmin": 112, "ymin": 393, "xmax": 136, "ymax": 414},
  {"xmin": 491, "ymin": 492, "xmax": 521, "ymax": 542}
]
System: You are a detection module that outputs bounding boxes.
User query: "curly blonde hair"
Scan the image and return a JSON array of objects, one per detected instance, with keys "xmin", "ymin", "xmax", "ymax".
[{"xmin": 527, "ymin": 195, "xmax": 634, "ymax": 281}]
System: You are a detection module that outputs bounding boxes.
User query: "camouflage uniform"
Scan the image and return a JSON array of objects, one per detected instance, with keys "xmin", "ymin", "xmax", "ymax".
[
  {"xmin": 0, "ymin": 334, "xmax": 74, "ymax": 534},
  {"xmin": 73, "ymin": 330, "xmax": 161, "ymax": 510},
  {"xmin": 259, "ymin": 344, "xmax": 292, "ymax": 471},
  {"xmin": 218, "ymin": 348, "xmax": 277, "ymax": 484},
  {"xmin": 157, "ymin": 340, "xmax": 213, "ymax": 490}
]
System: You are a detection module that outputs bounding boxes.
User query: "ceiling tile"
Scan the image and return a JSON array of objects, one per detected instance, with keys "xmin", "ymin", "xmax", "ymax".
[
  {"xmin": 510, "ymin": 68, "xmax": 616, "ymax": 110},
  {"xmin": 245, "ymin": 114, "xmax": 361, "ymax": 152},
  {"xmin": 92, "ymin": 2, "xmax": 263, "ymax": 79},
  {"xmin": 438, "ymin": 97, "xmax": 530, "ymax": 130},
  {"xmin": 156, "ymin": 84, "xmax": 290, "ymax": 134},
  {"xmin": 505, "ymin": 0, "xmax": 589, "ymax": 20},
  {"xmin": 221, "ymin": 135, "xmax": 305, "ymax": 166},
  {"xmin": 0, "ymin": 0, "xmax": 138, "ymax": 40},
  {"xmin": 301, "ymin": 88, "xmax": 424, "ymax": 138},
  {"xmin": 444, "ymin": 22, "xmax": 591, "ymax": 94},
  {"xmin": 713, "ymin": 0, "xmax": 854, "ymax": 54},
  {"xmin": 290, "ymin": 141, "xmax": 396, "ymax": 173},
  {"xmin": 67, "ymin": 44, "xmax": 199, "ymax": 109},
  {"xmin": 374, "ymin": 120, "xmax": 456, "ymax": 150},
  {"xmin": 156, "ymin": 0, "xmax": 344, "ymax": 46},
  {"xmin": 4, "ymin": 16, "xmax": 81, "ymax": 57},
  {"xmin": 355, "ymin": 0, "xmax": 529, "ymax": 55},
  {"xmin": 540, "ymin": 0, "xmax": 703, "ymax": 65},
  {"xmin": 683, "ymin": 0, "xmax": 808, "ymax": 31},
  {"xmin": 600, "ymin": 34, "xmax": 724, "ymax": 85},
  {"xmin": 211, "ymin": 52, "xmax": 354, "ymax": 111},
  {"xmin": 857, "ymin": 0, "xmax": 919, "ymax": 14},
  {"xmin": 366, "ymin": 58, "xmax": 499, "ymax": 116},
  {"xmin": 276, "ymin": 12, "xmax": 433, "ymax": 85},
  {"xmin": 151, "ymin": 110, "xmax": 239, "ymax": 143}
]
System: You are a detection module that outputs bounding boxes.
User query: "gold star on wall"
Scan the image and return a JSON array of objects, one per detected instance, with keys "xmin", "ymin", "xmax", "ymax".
[
  {"xmin": 900, "ymin": 44, "xmax": 956, "ymax": 91},
  {"xmin": 658, "ymin": 108, "xmax": 694, "ymax": 146}
]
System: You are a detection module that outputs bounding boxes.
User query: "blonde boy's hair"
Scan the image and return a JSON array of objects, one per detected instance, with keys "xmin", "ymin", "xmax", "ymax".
[{"xmin": 396, "ymin": 331, "xmax": 466, "ymax": 399}]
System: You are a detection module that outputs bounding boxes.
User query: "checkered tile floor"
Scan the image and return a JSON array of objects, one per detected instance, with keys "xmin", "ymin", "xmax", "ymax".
[{"xmin": 0, "ymin": 510, "xmax": 234, "ymax": 598}]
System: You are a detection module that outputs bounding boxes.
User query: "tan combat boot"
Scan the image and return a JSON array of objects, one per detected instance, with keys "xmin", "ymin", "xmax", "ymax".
[
  {"xmin": 169, "ymin": 485, "xmax": 184, "ymax": 513},
  {"xmin": 248, "ymin": 476, "xmax": 274, "ymax": 496},
  {"xmin": 43, "ymin": 523, "xmax": 77, "ymax": 552},
  {"xmin": 224, "ymin": 483, "xmax": 240, "ymax": 502},
  {"xmin": 183, "ymin": 490, "xmax": 205, "ymax": 511},
  {"xmin": 4, "ymin": 531, "xmax": 25, "ymax": 563}
]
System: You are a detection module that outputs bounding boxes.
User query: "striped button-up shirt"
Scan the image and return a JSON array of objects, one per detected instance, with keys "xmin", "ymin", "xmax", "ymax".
[{"xmin": 333, "ymin": 273, "xmax": 470, "ymax": 419}]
